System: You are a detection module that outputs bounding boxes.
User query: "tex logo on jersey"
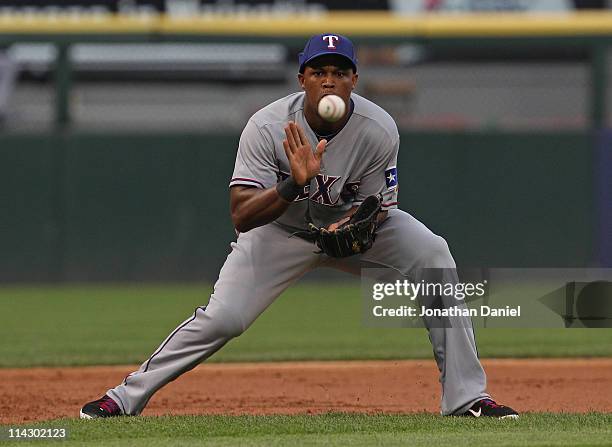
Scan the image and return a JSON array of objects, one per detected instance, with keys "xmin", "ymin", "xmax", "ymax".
[
  {"xmin": 311, "ymin": 175, "xmax": 341, "ymax": 205},
  {"xmin": 277, "ymin": 171, "xmax": 359, "ymax": 206}
]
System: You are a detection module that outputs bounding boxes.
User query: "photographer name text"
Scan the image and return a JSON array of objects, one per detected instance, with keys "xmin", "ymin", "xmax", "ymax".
[{"xmin": 372, "ymin": 305, "xmax": 521, "ymax": 318}]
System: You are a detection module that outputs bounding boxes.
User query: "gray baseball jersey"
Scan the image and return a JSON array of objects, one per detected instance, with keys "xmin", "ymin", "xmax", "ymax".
[{"xmin": 230, "ymin": 92, "xmax": 399, "ymax": 229}]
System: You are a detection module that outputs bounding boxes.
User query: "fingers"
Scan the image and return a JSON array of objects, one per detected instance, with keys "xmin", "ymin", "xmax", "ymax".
[
  {"xmin": 296, "ymin": 125, "xmax": 308, "ymax": 147},
  {"xmin": 285, "ymin": 121, "xmax": 323, "ymax": 161},
  {"xmin": 315, "ymin": 138, "xmax": 327, "ymax": 160},
  {"xmin": 283, "ymin": 139, "xmax": 292, "ymax": 160},
  {"xmin": 290, "ymin": 122, "xmax": 302, "ymax": 146},
  {"xmin": 285, "ymin": 121, "xmax": 308, "ymax": 147},
  {"xmin": 284, "ymin": 122, "xmax": 297, "ymax": 151}
]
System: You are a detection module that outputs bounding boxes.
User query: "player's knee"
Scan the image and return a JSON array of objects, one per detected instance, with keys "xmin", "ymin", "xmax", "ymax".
[
  {"xmin": 419, "ymin": 235, "xmax": 456, "ymax": 269},
  {"xmin": 218, "ymin": 314, "xmax": 246, "ymax": 339},
  {"xmin": 205, "ymin": 306, "xmax": 246, "ymax": 339}
]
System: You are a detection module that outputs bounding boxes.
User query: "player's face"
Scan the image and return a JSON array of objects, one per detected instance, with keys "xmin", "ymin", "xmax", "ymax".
[{"xmin": 298, "ymin": 56, "xmax": 358, "ymax": 115}]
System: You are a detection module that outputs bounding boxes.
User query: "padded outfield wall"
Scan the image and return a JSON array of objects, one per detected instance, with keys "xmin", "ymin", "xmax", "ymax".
[{"xmin": 0, "ymin": 131, "xmax": 595, "ymax": 282}]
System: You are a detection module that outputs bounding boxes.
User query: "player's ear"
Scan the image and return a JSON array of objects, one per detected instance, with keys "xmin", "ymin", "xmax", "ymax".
[
  {"xmin": 297, "ymin": 73, "xmax": 305, "ymax": 89},
  {"xmin": 352, "ymin": 72, "xmax": 359, "ymax": 90}
]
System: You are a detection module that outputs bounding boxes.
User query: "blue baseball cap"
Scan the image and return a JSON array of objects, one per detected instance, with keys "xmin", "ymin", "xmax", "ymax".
[{"xmin": 298, "ymin": 33, "xmax": 357, "ymax": 73}]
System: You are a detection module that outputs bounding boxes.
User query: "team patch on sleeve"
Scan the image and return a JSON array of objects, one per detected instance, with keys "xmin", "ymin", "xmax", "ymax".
[{"xmin": 385, "ymin": 167, "xmax": 398, "ymax": 190}]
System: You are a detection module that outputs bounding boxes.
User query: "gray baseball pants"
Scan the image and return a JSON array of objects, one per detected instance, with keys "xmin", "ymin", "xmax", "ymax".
[{"xmin": 107, "ymin": 209, "xmax": 489, "ymax": 416}]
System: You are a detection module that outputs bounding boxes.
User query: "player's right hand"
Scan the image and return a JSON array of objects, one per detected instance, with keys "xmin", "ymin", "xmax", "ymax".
[{"xmin": 283, "ymin": 121, "xmax": 326, "ymax": 186}]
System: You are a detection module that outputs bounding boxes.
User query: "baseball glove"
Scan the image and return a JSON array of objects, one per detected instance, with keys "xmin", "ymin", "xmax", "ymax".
[{"xmin": 308, "ymin": 194, "xmax": 382, "ymax": 258}]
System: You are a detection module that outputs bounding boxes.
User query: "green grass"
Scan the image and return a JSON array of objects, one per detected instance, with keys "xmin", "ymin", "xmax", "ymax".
[
  {"xmin": 1, "ymin": 413, "xmax": 610, "ymax": 446},
  {"xmin": 0, "ymin": 283, "xmax": 611, "ymax": 367}
]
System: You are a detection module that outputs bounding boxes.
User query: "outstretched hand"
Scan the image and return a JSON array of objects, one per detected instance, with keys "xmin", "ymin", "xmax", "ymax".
[{"xmin": 283, "ymin": 121, "xmax": 326, "ymax": 187}]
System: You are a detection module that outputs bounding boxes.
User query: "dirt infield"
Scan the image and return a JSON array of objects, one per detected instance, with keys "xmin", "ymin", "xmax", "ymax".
[{"xmin": 1, "ymin": 359, "xmax": 611, "ymax": 424}]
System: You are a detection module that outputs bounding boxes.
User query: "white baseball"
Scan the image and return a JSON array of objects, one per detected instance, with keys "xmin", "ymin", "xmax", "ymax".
[{"xmin": 317, "ymin": 95, "xmax": 346, "ymax": 123}]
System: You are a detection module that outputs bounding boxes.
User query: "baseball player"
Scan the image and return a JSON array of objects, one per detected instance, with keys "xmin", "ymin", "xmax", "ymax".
[{"xmin": 80, "ymin": 33, "xmax": 518, "ymax": 420}]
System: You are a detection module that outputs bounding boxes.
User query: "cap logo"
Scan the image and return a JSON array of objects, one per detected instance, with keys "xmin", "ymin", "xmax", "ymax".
[{"xmin": 322, "ymin": 35, "xmax": 339, "ymax": 49}]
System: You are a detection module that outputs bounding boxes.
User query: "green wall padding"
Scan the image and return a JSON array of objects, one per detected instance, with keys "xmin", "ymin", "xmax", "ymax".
[{"xmin": 0, "ymin": 131, "xmax": 593, "ymax": 281}]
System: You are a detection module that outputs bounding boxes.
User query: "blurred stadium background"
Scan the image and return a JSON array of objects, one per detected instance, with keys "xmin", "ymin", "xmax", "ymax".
[{"xmin": 1, "ymin": 0, "xmax": 611, "ymax": 282}]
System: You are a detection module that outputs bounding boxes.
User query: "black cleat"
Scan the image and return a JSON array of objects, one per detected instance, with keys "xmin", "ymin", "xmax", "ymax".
[
  {"xmin": 80, "ymin": 395, "xmax": 122, "ymax": 419},
  {"xmin": 462, "ymin": 398, "xmax": 519, "ymax": 419}
]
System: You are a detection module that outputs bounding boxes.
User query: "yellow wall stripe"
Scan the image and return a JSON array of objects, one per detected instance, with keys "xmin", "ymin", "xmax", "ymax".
[{"xmin": 0, "ymin": 11, "xmax": 612, "ymax": 37}]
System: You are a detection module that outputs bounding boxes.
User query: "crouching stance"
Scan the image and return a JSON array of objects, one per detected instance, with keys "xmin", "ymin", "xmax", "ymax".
[{"xmin": 81, "ymin": 33, "xmax": 518, "ymax": 420}]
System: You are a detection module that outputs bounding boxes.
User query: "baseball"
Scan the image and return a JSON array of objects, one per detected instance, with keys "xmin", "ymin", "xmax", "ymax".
[{"xmin": 317, "ymin": 94, "xmax": 346, "ymax": 123}]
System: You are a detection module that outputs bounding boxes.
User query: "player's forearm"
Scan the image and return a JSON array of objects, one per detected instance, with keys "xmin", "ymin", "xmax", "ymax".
[{"xmin": 230, "ymin": 185, "xmax": 292, "ymax": 232}]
